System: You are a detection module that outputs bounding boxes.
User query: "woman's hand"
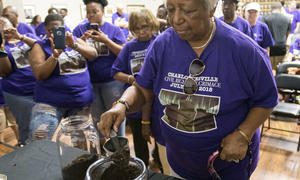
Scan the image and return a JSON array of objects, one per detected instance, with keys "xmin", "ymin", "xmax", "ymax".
[
  {"xmin": 48, "ymin": 35, "xmax": 63, "ymax": 58},
  {"xmin": 65, "ymin": 32, "xmax": 76, "ymax": 49},
  {"xmin": 3, "ymin": 27, "xmax": 21, "ymax": 40},
  {"xmin": 98, "ymin": 103, "xmax": 126, "ymax": 137},
  {"xmin": 142, "ymin": 124, "xmax": 152, "ymax": 144},
  {"xmin": 219, "ymin": 130, "xmax": 249, "ymax": 163},
  {"xmin": 90, "ymin": 30, "xmax": 108, "ymax": 43},
  {"xmin": 81, "ymin": 30, "xmax": 93, "ymax": 41}
]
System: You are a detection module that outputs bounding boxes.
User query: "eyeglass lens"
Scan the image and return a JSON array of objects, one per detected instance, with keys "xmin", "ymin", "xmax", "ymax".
[{"xmin": 183, "ymin": 59, "xmax": 205, "ymax": 95}]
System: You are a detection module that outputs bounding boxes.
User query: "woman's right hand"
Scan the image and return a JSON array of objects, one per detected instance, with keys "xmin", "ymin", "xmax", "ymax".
[
  {"xmin": 48, "ymin": 35, "xmax": 63, "ymax": 58},
  {"xmin": 98, "ymin": 103, "xmax": 126, "ymax": 137}
]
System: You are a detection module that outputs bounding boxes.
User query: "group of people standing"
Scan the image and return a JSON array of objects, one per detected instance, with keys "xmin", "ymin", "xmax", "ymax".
[{"xmin": 0, "ymin": 0, "xmax": 289, "ymax": 179}]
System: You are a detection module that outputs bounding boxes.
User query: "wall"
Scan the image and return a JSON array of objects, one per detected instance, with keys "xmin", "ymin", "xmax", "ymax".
[{"xmin": 3, "ymin": 0, "xmax": 165, "ymax": 30}]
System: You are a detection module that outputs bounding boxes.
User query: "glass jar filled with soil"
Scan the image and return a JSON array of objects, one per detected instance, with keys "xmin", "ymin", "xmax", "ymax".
[{"xmin": 56, "ymin": 115, "xmax": 101, "ymax": 180}]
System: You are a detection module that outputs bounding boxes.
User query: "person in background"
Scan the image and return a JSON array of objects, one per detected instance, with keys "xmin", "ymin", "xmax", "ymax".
[
  {"xmin": 2, "ymin": 6, "xmax": 36, "ymax": 36},
  {"xmin": 35, "ymin": 7, "xmax": 71, "ymax": 39},
  {"xmin": 112, "ymin": 4, "xmax": 129, "ymax": 39},
  {"xmin": 285, "ymin": 0, "xmax": 300, "ymax": 49},
  {"xmin": 156, "ymin": 4, "xmax": 169, "ymax": 33},
  {"xmin": 262, "ymin": 2, "xmax": 291, "ymax": 70},
  {"xmin": 220, "ymin": 0, "xmax": 254, "ymax": 39},
  {"xmin": 30, "ymin": 15, "xmax": 42, "ymax": 29},
  {"xmin": 59, "ymin": 8, "xmax": 73, "ymax": 32},
  {"xmin": 28, "ymin": 14, "xmax": 97, "ymax": 141},
  {"xmin": 286, "ymin": 38, "xmax": 300, "ymax": 61},
  {"xmin": 98, "ymin": 0, "xmax": 278, "ymax": 179},
  {"xmin": 0, "ymin": 17, "xmax": 37, "ymax": 146},
  {"xmin": 111, "ymin": 8, "xmax": 160, "ymax": 168},
  {"xmin": 245, "ymin": 2, "xmax": 274, "ymax": 54},
  {"xmin": 236, "ymin": 1, "xmax": 244, "ymax": 17},
  {"xmin": 73, "ymin": 0, "xmax": 126, "ymax": 139}
]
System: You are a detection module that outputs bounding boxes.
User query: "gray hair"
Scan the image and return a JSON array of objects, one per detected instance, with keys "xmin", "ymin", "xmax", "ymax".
[{"xmin": 0, "ymin": 17, "xmax": 13, "ymax": 28}]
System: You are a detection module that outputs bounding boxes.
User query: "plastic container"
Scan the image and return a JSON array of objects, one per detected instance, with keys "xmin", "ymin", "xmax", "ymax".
[{"xmin": 56, "ymin": 115, "xmax": 101, "ymax": 180}]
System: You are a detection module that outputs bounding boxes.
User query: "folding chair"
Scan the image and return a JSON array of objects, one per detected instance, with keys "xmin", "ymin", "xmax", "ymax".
[{"xmin": 261, "ymin": 62, "xmax": 300, "ymax": 151}]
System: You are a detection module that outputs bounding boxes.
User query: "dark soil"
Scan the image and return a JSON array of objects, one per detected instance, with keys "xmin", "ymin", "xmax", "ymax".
[
  {"xmin": 62, "ymin": 153, "xmax": 98, "ymax": 180},
  {"xmin": 99, "ymin": 163, "xmax": 142, "ymax": 180}
]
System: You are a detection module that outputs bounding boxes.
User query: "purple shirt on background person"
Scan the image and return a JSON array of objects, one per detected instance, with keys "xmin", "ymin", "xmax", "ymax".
[
  {"xmin": 17, "ymin": 22, "xmax": 36, "ymax": 35},
  {"xmin": 73, "ymin": 21, "xmax": 126, "ymax": 83},
  {"xmin": 289, "ymin": 38, "xmax": 300, "ymax": 56},
  {"xmin": 251, "ymin": 21, "xmax": 274, "ymax": 49},
  {"xmin": 285, "ymin": 8, "xmax": 300, "ymax": 33},
  {"xmin": 112, "ymin": 12, "xmax": 129, "ymax": 39},
  {"xmin": 135, "ymin": 18, "xmax": 278, "ymax": 179},
  {"xmin": 34, "ymin": 38, "xmax": 94, "ymax": 108},
  {"xmin": 0, "ymin": 78, "xmax": 4, "ymax": 106},
  {"xmin": 220, "ymin": 16, "xmax": 254, "ymax": 39},
  {"xmin": 2, "ymin": 33, "xmax": 37, "ymax": 96},
  {"xmin": 35, "ymin": 22, "xmax": 71, "ymax": 39}
]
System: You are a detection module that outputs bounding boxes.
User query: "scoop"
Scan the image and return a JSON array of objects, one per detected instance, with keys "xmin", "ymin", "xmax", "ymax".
[{"xmin": 109, "ymin": 130, "xmax": 120, "ymax": 150}]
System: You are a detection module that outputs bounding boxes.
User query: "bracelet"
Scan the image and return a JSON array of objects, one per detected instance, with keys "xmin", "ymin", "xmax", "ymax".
[
  {"xmin": 141, "ymin": 120, "xmax": 151, "ymax": 125},
  {"xmin": 114, "ymin": 99, "xmax": 129, "ymax": 112},
  {"xmin": 236, "ymin": 128, "xmax": 252, "ymax": 145},
  {"xmin": 127, "ymin": 75, "xmax": 133, "ymax": 84}
]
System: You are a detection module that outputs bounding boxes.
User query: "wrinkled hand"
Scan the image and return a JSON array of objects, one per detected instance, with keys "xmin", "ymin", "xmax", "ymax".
[
  {"xmin": 89, "ymin": 30, "xmax": 108, "ymax": 43},
  {"xmin": 65, "ymin": 32, "xmax": 76, "ymax": 48},
  {"xmin": 98, "ymin": 103, "xmax": 126, "ymax": 137},
  {"xmin": 49, "ymin": 35, "xmax": 63, "ymax": 58},
  {"xmin": 141, "ymin": 124, "xmax": 152, "ymax": 144},
  {"xmin": 220, "ymin": 130, "xmax": 249, "ymax": 163}
]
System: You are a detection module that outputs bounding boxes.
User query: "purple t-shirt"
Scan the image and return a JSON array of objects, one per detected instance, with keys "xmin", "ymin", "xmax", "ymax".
[
  {"xmin": 112, "ymin": 12, "xmax": 129, "ymax": 38},
  {"xmin": 111, "ymin": 35, "xmax": 156, "ymax": 119},
  {"xmin": 289, "ymin": 38, "xmax": 300, "ymax": 55},
  {"xmin": 34, "ymin": 39, "xmax": 94, "ymax": 108},
  {"xmin": 135, "ymin": 18, "xmax": 278, "ymax": 179},
  {"xmin": 0, "ymin": 78, "xmax": 4, "ymax": 106},
  {"xmin": 17, "ymin": 22, "xmax": 36, "ymax": 36},
  {"xmin": 35, "ymin": 22, "xmax": 71, "ymax": 39},
  {"xmin": 285, "ymin": 8, "xmax": 300, "ymax": 33},
  {"xmin": 220, "ymin": 16, "xmax": 254, "ymax": 39},
  {"xmin": 73, "ymin": 21, "xmax": 126, "ymax": 83},
  {"xmin": 2, "ymin": 33, "xmax": 37, "ymax": 96},
  {"xmin": 252, "ymin": 21, "xmax": 274, "ymax": 49}
]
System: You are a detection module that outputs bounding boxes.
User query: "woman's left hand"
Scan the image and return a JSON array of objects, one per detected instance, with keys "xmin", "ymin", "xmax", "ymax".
[
  {"xmin": 219, "ymin": 130, "xmax": 249, "ymax": 163},
  {"xmin": 4, "ymin": 28, "xmax": 21, "ymax": 40},
  {"xmin": 90, "ymin": 30, "xmax": 108, "ymax": 43}
]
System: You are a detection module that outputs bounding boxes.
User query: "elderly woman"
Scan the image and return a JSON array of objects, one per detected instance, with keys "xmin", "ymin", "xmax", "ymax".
[
  {"xmin": 0, "ymin": 17, "xmax": 37, "ymax": 146},
  {"xmin": 73, "ymin": 0, "xmax": 127, "ymax": 138},
  {"xmin": 28, "ymin": 14, "xmax": 97, "ymax": 141},
  {"xmin": 98, "ymin": 0, "xmax": 278, "ymax": 179}
]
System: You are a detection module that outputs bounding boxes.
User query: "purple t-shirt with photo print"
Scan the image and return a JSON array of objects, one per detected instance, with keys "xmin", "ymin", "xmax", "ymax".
[
  {"xmin": 2, "ymin": 33, "xmax": 37, "ymax": 96},
  {"xmin": 17, "ymin": 22, "xmax": 36, "ymax": 35},
  {"xmin": 73, "ymin": 21, "xmax": 126, "ymax": 83},
  {"xmin": 111, "ymin": 36, "xmax": 156, "ymax": 119},
  {"xmin": 135, "ymin": 18, "xmax": 278, "ymax": 179},
  {"xmin": 289, "ymin": 38, "xmax": 300, "ymax": 54},
  {"xmin": 0, "ymin": 79, "xmax": 4, "ymax": 106},
  {"xmin": 219, "ymin": 16, "xmax": 254, "ymax": 39},
  {"xmin": 251, "ymin": 21, "xmax": 274, "ymax": 49},
  {"xmin": 33, "ymin": 38, "xmax": 94, "ymax": 108}
]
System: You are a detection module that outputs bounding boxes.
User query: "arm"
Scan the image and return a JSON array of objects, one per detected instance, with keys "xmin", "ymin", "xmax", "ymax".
[
  {"xmin": 90, "ymin": 30, "xmax": 124, "ymax": 56},
  {"xmin": 0, "ymin": 56, "xmax": 12, "ymax": 77},
  {"xmin": 65, "ymin": 32, "xmax": 98, "ymax": 61},
  {"xmin": 29, "ymin": 39, "xmax": 62, "ymax": 81},
  {"xmin": 113, "ymin": 72, "xmax": 135, "ymax": 84},
  {"xmin": 265, "ymin": 47, "xmax": 270, "ymax": 56},
  {"xmin": 4, "ymin": 28, "xmax": 36, "ymax": 47},
  {"xmin": 141, "ymin": 97, "xmax": 154, "ymax": 144},
  {"xmin": 98, "ymin": 84, "xmax": 154, "ymax": 137}
]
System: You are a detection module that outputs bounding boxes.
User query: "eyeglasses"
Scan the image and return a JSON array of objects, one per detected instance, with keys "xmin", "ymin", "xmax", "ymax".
[
  {"xmin": 133, "ymin": 25, "xmax": 150, "ymax": 34},
  {"xmin": 183, "ymin": 59, "xmax": 206, "ymax": 95},
  {"xmin": 207, "ymin": 148, "xmax": 253, "ymax": 180}
]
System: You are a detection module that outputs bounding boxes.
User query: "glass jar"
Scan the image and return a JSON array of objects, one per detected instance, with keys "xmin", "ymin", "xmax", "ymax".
[{"xmin": 56, "ymin": 115, "xmax": 101, "ymax": 180}]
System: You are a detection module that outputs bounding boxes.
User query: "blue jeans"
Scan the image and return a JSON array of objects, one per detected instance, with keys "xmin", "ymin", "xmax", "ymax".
[
  {"xmin": 28, "ymin": 103, "xmax": 90, "ymax": 142},
  {"xmin": 3, "ymin": 92, "xmax": 35, "ymax": 144},
  {"xmin": 91, "ymin": 80, "xmax": 125, "ymax": 137}
]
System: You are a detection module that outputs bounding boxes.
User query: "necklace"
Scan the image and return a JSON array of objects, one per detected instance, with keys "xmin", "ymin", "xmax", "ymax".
[{"xmin": 192, "ymin": 22, "xmax": 215, "ymax": 49}]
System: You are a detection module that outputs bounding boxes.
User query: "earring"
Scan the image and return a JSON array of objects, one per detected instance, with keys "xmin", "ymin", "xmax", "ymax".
[{"xmin": 211, "ymin": 17, "xmax": 215, "ymax": 22}]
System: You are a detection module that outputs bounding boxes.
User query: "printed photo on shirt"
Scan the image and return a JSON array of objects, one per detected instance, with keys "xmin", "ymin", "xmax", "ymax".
[
  {"xmin": 159, "ymin": 88, "xmax": 220, "ymax": 133},
  {"xmin": 11, "ymin": 44, "xmax": 31, "ymax": 69},
  {"xmin": 58, "ymin": 50, "xmax": 87, "ymax": 75},
  {"xmin": 86, "ymin": 38, "xmax": 109, "ymax": 56},
  {"xmin": 130, "ymin": 57, "xmax": 144, "ymax": 75}
]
